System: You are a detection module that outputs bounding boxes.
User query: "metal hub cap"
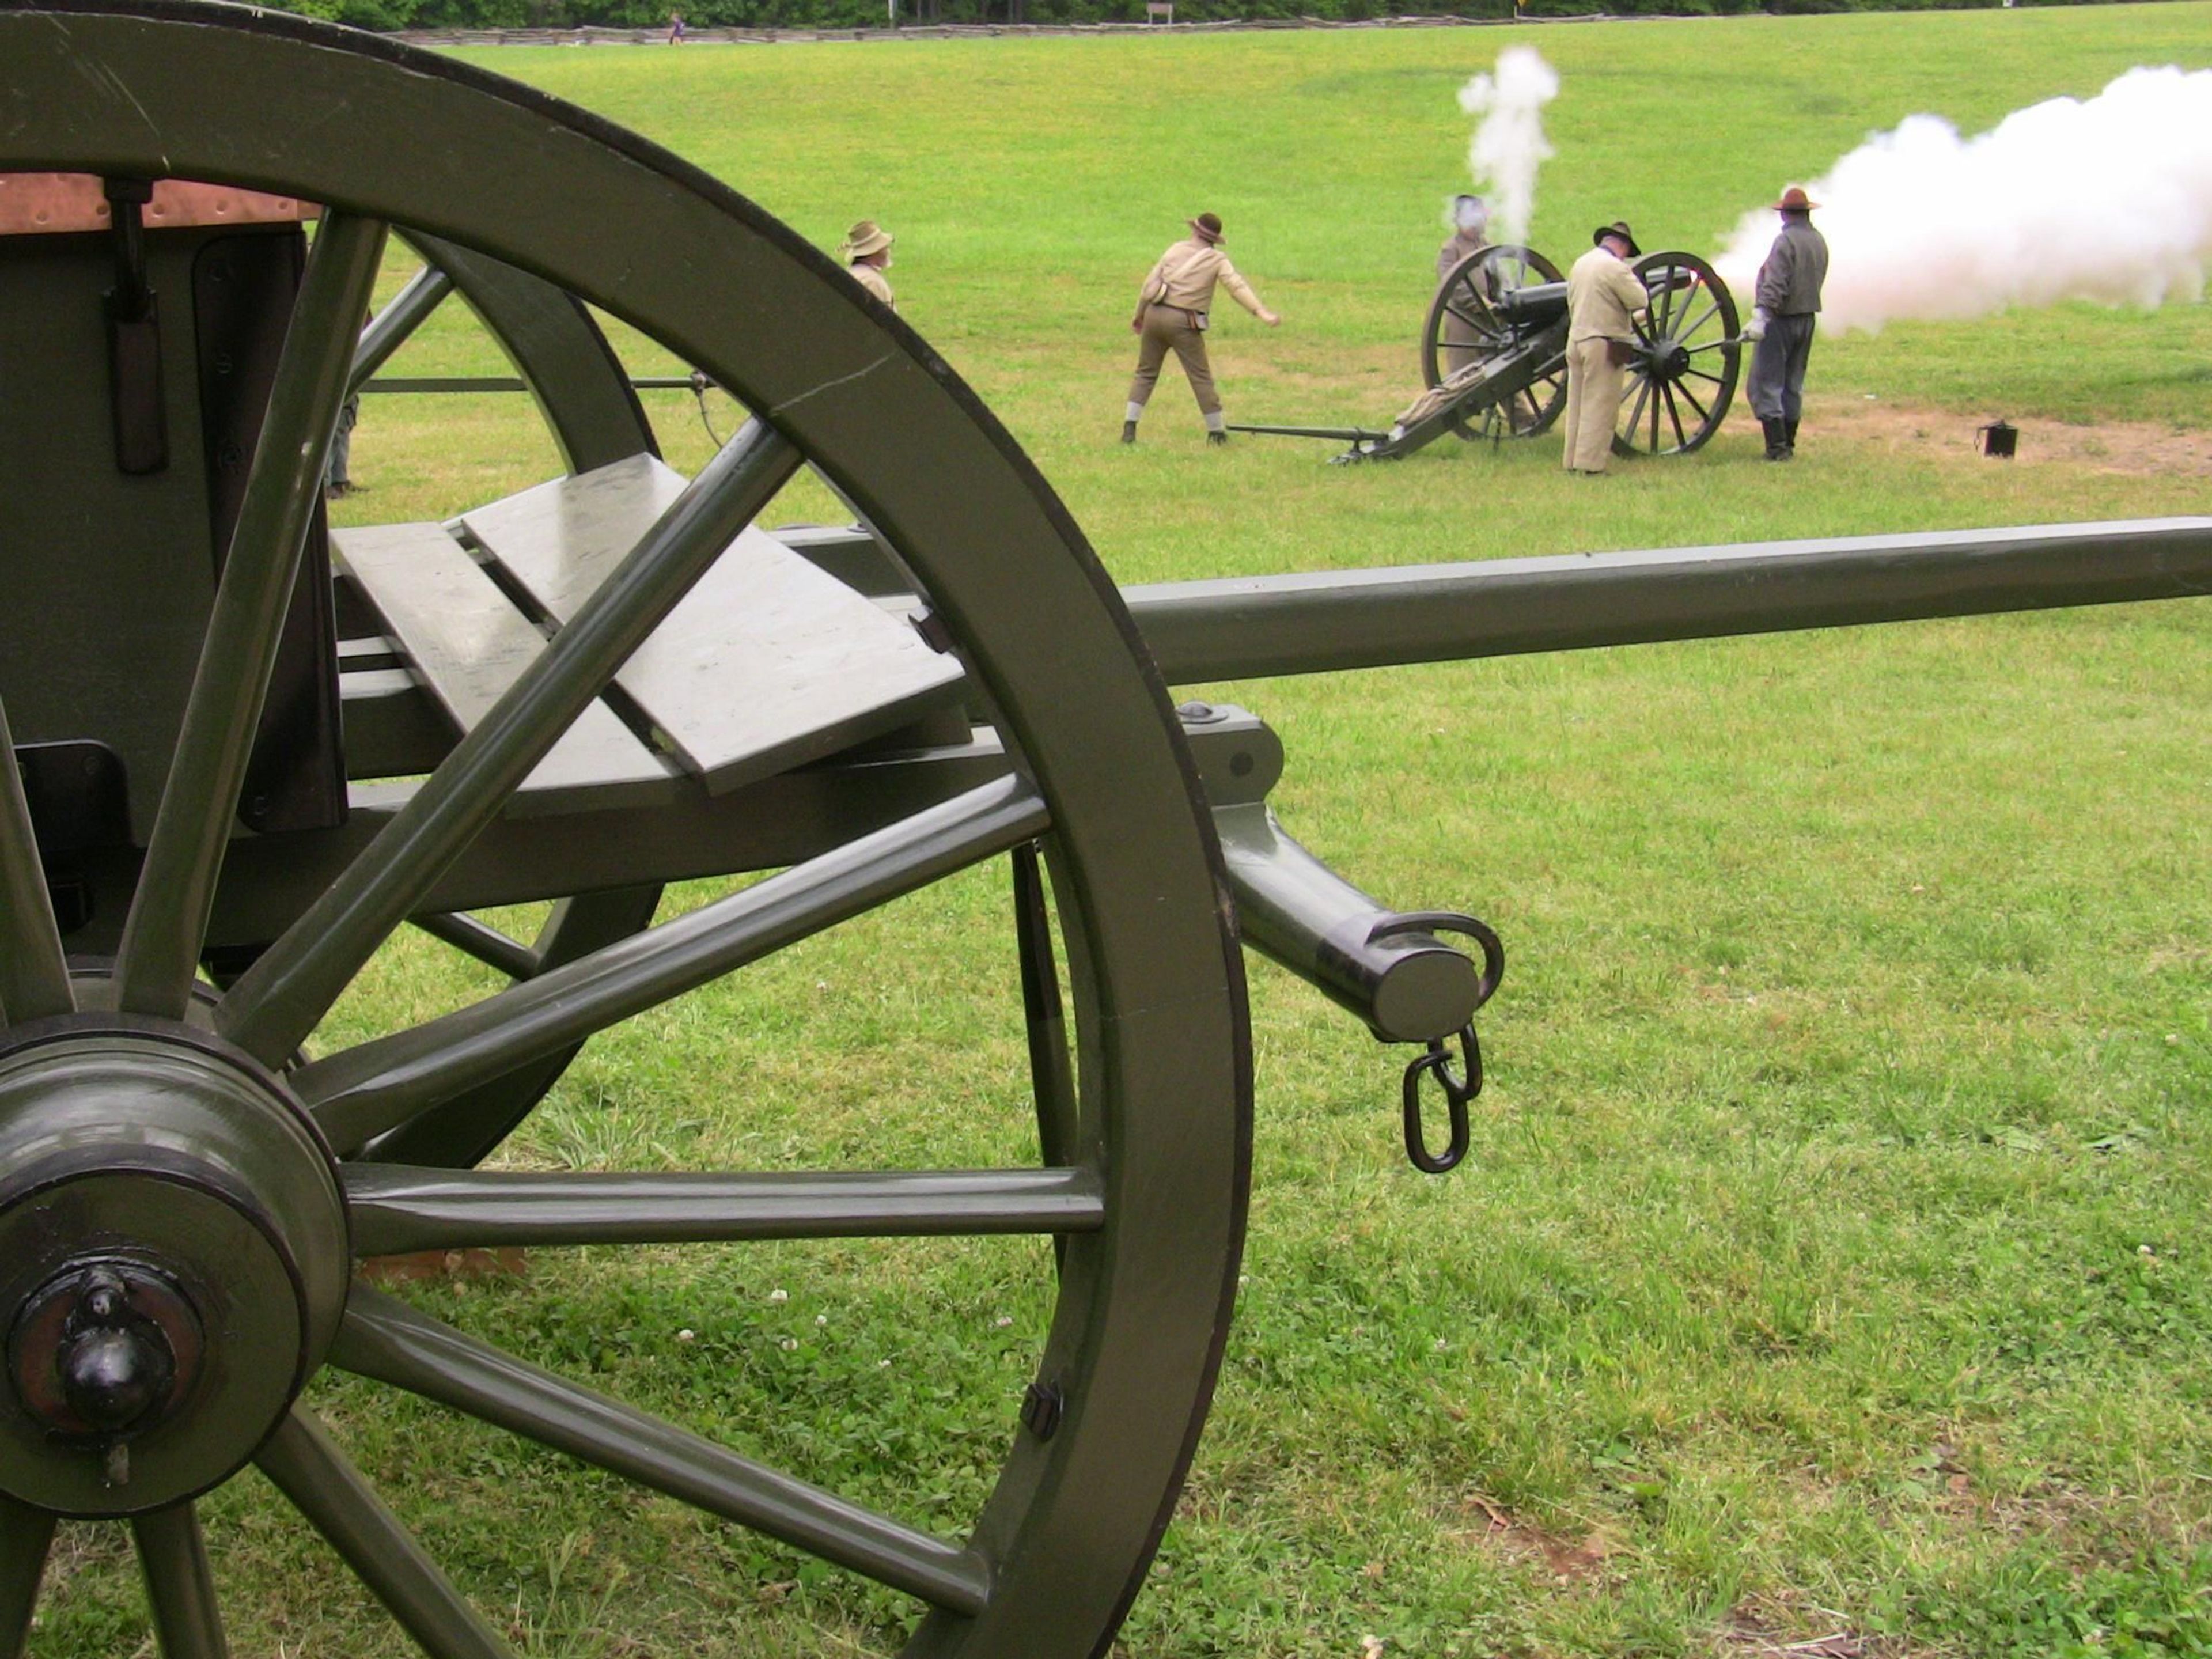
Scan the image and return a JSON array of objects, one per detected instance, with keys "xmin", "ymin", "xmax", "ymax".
[{"xmin": 0, "ymin": 1028, "xmax": 347, "ymax": 1517}]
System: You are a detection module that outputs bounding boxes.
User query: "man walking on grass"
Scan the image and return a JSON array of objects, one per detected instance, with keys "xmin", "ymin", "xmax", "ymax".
[
  {"xmin": 1744, "ymin": 185, "xmax": 1828, "ymax": 461},
  {"xmin": 1123, "ymin": 211, "xmax": 1280, "ymax": 446}
]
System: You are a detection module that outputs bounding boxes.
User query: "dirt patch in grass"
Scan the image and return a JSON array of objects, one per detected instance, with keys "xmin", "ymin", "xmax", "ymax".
[
  {"xmin": 1765, "ymin": 397, "xmax": 2212, "ymax": 478},
  {"xmin": 1454, "ymin": 1494, "xmax": 1620, "ymax": 1585}
]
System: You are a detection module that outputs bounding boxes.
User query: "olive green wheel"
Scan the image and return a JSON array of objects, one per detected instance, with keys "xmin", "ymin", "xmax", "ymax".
[
  {"xmin": 0, "ymin": 7, "xmax": 1251, "ymax": 1658},
  {"xmin": 1419, "ymin": 244, "xmax": 1567, "ymax": 441},
  {"xmin": 1612, "ymin": 251, "xmax": 1741, "ymax": 459}
]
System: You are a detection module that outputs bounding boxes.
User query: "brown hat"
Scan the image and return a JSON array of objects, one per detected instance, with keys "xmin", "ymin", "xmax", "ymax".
[
  {"xmin": 1593, "ymin": 220, "xmax": 1641, "ymax": 257},
  {"xmin": 1775, "ymin": 185, "xmax": 1817, "ymax": 213},
  {"xmin": 1187, "ymin": 211, "xmax": 1224, "ymax": 244},
  {"xmin": 838, "ymin": 219, "xmax": 893, "ymax": 260}
]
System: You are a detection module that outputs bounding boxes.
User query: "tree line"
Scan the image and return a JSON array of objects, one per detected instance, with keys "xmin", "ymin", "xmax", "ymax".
[{"xmin": 281, "ymin": 0, "xmax": 2135, "ymax": 36}]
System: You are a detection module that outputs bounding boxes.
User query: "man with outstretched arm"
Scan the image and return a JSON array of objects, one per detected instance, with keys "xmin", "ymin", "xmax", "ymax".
[
  {"xmin": 1123, "ymin": 212, "xmax": 1281, "ymax": 447},
  {"xmin": 1743, "ymin": 186, "xmax": 1829, "ymax": 461}
]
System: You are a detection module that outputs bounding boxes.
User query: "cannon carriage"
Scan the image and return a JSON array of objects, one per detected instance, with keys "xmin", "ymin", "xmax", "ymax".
[
  {"xmin": 3, "ymin": 9, "xmax": 2212, "ymax": 1658},
  {"xmin": 1234, "ymin": 241, "xmax": 1741, "ymax": 461}
]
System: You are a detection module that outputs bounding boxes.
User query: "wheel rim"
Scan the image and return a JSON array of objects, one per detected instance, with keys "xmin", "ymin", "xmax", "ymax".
[
  {"xmin": 1420, "ymin": 243, "xmax": 1567, "ymax": 441},
  {"xmin": 1612, "ymin": 251, "xmax": 1741, "ymax": 459},
  {"xmin": 0, "ymin": 7, "xmax": 1252, "ymax": 1656}
]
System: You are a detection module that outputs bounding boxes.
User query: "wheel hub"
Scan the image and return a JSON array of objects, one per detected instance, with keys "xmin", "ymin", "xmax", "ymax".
[{"xmin": 0, "ymin": 1026, "xmax": 347, "ymax": 1517}]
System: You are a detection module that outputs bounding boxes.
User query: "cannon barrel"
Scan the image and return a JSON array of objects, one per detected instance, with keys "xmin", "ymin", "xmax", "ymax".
[{"xmin": 1495, "ymin": 264, "xmax": 1700, "ymax": 332}]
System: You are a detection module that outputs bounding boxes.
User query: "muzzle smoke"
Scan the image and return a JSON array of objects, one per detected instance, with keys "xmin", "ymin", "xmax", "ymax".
[
  {"xmin": 1457, "ymin": 47, "xmax": 1559, "ymax": 248},
  {"xmin": 1714, "ymin": 66, "xmax": 2212, "ymax": 335}
]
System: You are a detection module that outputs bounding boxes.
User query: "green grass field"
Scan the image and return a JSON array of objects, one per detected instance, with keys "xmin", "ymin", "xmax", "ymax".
[{"xmin": 30, "ymin": 5, "xmax": 2212, "ymax": 1655}]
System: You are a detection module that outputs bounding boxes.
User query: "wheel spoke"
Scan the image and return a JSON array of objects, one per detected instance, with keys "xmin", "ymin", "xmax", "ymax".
[
  {"xmin": 350, "ymin": 261, "xmax": 456, "ymax": 395},
  {"xmin": 113, "ymin": 210, "xmax": 390, "ymax": 1020},
  {"xmin": 297, "ymin": 774, "xmax": 1047, "ymax": 1154},
  {"xmin": 0, "ymin": 697, "xmax": 72, "ymax": 1024},
  {"xmin": 1686, "ymin": 339, "xmax": 1736, "ymax": 355},
  {"xmin": 1676, "ymin": 296, "xmax": 1721, "ymax": 342},
  {"xmin": 131, "ymin": 1503, "xmax": 228, "ymax": 1659},
  {"xmin": 257, "ymin": 1407, "xmax": 516, "ymax": 1659},
  {"xmin": 0, "ymin": 1496, "xmax": 54, "ymax": 1659},
  {"xmin": 332, "ymin": 1287, "xmax": 993, "ymax": 1615},
  {"xmin": 412, "ymin": 912, "xmax": 540, "ymax": 981},
  {"xmin": 1620, "ymin": 377, "xmax": 1652, "ymax": 448},
  {"xmin": 1012, "ymin": 844, "xmax": 1077, "ymax": 1167},
  {"xmin": 1662, "ymin": 381, "xmax": 1689, "ymax": 451},
  {"xmin": 1673, "ymin": 374, "xmax": 1714, "ymax": 427},
  {"xmin": 217, "ymin": 419, "xmax": 802, "ymax": 1068},
  {"xmin": 345, "ymin": 1165, "xmax": 1105, "ymax": 1254},
  {"xmin": 1650, "ymin": 372, "xmax": 1662, "ymax": 451}
]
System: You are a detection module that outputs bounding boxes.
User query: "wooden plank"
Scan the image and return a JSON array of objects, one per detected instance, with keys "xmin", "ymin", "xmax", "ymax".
[
  {"xmin": 461, "ymin": 456, "xmax": 966, "ymax": 796},
  {"xmin": 332, "ymin": 522, "xmax": 681, "ymax": 818}
]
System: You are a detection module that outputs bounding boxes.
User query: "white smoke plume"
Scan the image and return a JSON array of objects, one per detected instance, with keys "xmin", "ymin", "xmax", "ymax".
[
  {"xmin": 1714, "ymin": 65, "xmax": 2212, "ymax": 335},
  {"xmin": 1457, "ymin": 47, "xmax": 1559, "ymax": 248}
]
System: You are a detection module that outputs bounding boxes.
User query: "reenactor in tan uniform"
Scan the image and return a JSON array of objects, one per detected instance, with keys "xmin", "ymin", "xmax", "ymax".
[
  {"xmin": 1123, "ymin": 212, "xmax": 1280, "ymax": 446},
  {"xmin": 838, "ymin": 219, "xmax": 895, "ymax": 311},
  {"xmin": 1436, "ymin": 194, "xmax": 1491, "ymax": 288},
  {"xmin": 1561, "ymin": 220, "xmax": 1648, "ymax": 475}
]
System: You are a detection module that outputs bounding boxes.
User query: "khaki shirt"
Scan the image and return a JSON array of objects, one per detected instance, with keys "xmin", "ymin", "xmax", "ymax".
[
  {"xmin": 1565, "ymin": 245, "xmax": 1647, "ymax": 344},
  {"xmin": 847, "ymin": 260, "xmax": 895, "ymax": 310},
  {"xmin": 1139, "ymin": 237, "xmax": 1266, "ymax": 319},
  {"xmin": 1437, "ymin": 229, "xmax": 1491, "ymax": 289}
]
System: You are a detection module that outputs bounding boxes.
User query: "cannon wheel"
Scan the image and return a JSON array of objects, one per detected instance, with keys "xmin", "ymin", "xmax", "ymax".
[
  {"xmin": 0, "ymin": 10, "xmax": 1250, "ymax": 1659},
  {"xmin": 1613, "ymin": 251, "xmax": 1741, "ymax": 459},
  {"xmin": 1420, "ymin": 244, "xmax": 1567, "ymax": 441}
]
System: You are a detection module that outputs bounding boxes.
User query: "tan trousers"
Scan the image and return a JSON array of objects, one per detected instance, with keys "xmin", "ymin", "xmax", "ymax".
[
  {"xmin": 1561, "ymin": 336, "xmax": 1626, "ymax": 472},
  {"xmin": 1128, "ymin": 304, "xmax": 1219, "ymax": 415}
]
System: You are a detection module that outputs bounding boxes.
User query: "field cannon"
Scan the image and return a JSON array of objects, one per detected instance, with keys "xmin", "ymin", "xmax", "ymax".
[
  {"xmin": 1233, "ymin": 241, "xmax": 1742, "ymax": 461},
  {"xmin": 2, "ymin": 9, "xmax": 2210, "ymax": 1657}
]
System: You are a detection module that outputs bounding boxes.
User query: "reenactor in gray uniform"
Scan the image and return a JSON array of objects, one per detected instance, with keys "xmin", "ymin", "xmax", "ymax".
[
  {"xmin": 1123, "ymin": 212, "xmax": 1281, "ymax": 446},
  {"xmin": 1744, "ymin": 187, "xmax": 1828, "ymax": 461},
  {"xmin": 838, "ymin": 219, "xmax": 896, "ymax": 311},
  {"xmin": 1561, "ymin": 221, "xmax": 1647, "ymax": 476}
]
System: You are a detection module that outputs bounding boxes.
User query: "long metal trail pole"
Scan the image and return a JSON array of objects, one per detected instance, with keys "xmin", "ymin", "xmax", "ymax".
[{"xmin": 1120, "ymin": 518, "xmax": 2212, "ymax": 684}]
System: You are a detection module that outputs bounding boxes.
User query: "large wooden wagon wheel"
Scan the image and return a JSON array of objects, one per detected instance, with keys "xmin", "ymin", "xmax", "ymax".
[
  {"xmin": 0, "ymin": 7, "xmax": 1250, "ymax": 1658},
  {"xmin": 1613, "ymin": 251, "xmax": 1740, "ymax": 459},
  {"xmin": 1419, "ymin": 244, "xmax": 1567, "ymax": 441}
]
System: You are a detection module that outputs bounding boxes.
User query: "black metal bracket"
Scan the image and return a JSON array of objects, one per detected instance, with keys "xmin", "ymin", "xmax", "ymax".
[{"xmin": 101, "ymin": 177, "xmax": 168, "ymax": 476}]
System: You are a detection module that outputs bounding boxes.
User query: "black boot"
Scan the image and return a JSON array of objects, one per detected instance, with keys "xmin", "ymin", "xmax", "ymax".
[
  {"xmin": 1120, "ymin": 420, "xmax": 1137, "ymax": 445},
  {"xmin": 1206, "ymin": 430, "xmax": 1228, "ymax": 446},
  {"xmin": 1784, "ymin": 418, "xmax": 1799, "ymax": 457},
  {"xmin": 1760, "ymin": 417, "xmax": 1790, "ymax": 461}
]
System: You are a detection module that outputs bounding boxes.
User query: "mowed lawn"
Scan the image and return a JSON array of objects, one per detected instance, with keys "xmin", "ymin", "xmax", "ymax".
[{"xmin": 31, "ymin": 6, "xmax": 2212, "ymax": 1658}]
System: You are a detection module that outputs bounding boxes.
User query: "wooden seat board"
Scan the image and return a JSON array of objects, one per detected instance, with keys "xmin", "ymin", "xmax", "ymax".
[
  {"xmin": 333, "ymin": 521, "xmax": 681, "ymax": 817},
  {"xmin": 460, "ymin": 454, "xmax": 965, "ymax": 797}
]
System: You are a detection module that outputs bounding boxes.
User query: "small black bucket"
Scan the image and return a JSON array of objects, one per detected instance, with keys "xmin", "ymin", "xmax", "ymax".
[{"xmin": 1978, "ymin": 419, "xmax": 2018, "ymax": 459}]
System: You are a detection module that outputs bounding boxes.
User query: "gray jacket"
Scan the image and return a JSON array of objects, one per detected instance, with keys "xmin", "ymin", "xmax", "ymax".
[{"xmin": 1755, "ymin": 217, "xmax": 1828, "ymax": 315}]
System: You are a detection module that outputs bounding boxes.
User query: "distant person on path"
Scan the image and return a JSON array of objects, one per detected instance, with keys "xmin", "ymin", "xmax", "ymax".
[
  {"xmin": 838, "ymin": 219, "xmax": 896, "ymax": 310},
  {"xmin": 1123, "ymin": 211, "xmax": 1280, "ymax": 446},
  {"xmin": 1743, "ymin": 185, "xmax": 1829, "ymax": 462},
  {"xmin": 1560, "ymin": 219, "xmax": 1647, "ymax": 475},
  {"xmin": 1436, "ymin": 193, "xmax": 1491, "ymax": 289},
  {"xmin": 668, "ymin": 10, "xmax": 686, "ymax": 41}
]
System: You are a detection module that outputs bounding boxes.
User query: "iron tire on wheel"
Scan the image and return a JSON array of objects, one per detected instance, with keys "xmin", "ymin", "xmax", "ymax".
[{"xmin": 0, "ymin": 7, "xmax": 1252, "ymax": 1657}]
